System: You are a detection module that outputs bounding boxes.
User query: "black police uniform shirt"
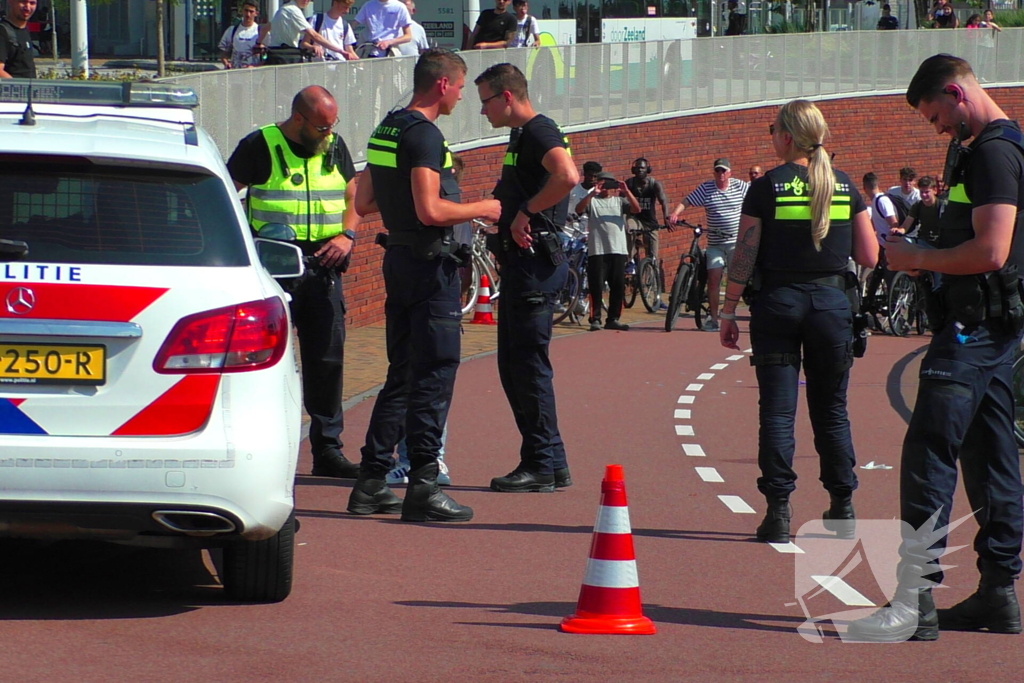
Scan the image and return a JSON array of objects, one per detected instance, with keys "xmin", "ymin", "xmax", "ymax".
[
  {"xmin": 742, "ymin": 163, "xmax": 867, "ymax": 271},
  {"xmin": 472, "ymin": 9, "xmax": 516, "ymax": 46},
  {"xmin": 496, "ymin": 114, "xmax": 570, "ymax": 229},
  {"xmin": 961, "ymin": 120, "xmax": 1024, "ymax": 273},
  {"xmin": 227, "ymin": 129, "xmax": 356, "ymax": 188},
  {"xmin": 369, "ymin": 110, "xmax": 457, "ymax": 233},
  {"xmin": 0, "ymin": 19, "xmax": 36, "ymax": 78},
  {"xmin": 625, "ymin": 176, "xmax": 667, "ymax": 230}
]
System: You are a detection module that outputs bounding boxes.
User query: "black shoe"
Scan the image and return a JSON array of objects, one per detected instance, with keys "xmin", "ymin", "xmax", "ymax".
[
  {"xmin": 756, "ymin": 497, "xmax": 791, "ymax": 543},
  {"xmin": 490, "ymin": 467, "xmax": 556, "ymax": 493},
  {"xmin": 401, "ymin": 462, "xmax": 473, "ymax": 523},
  {"xmin": 822, "ymin": 491, "xmax": 855, "ymax": 540},
  {"xmin": 554, "ymin": 467, "xmax": 573, "ymax": 489},
  {"xmin": 604, "ymin": 320, "xmax": 630, "ymax": 331},
  {"xmin": 588, "ymin": 321, "xmax": 602, "ymax": 332},
  {"xmin": 347, "ymin": 477, "xmax": 403, "ymax": 515},
  {"xmin": 846, "ymin": 587, "xmax": 939, "ymax": 642},
  {"xmin": 311, "ymin": 450, "xmax": 360, "ymax": 479},
  {"xmin": 938, "ymin": 577, "xmax": 1021, "ymax": 634}
]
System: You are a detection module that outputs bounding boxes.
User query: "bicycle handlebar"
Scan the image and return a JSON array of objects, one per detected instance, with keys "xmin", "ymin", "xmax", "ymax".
[{"xmin": 671, "ymin": 219, "xmax": 703, "ymax": 234}]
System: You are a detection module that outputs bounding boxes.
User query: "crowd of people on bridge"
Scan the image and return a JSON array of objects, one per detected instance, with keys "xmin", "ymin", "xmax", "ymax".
[{"xmin": 217, "ymin": 0, "xmax": 541, "ymax": 69}]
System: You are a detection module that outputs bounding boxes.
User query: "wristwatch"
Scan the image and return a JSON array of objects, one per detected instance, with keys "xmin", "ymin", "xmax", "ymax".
[
  {"xmin": 519, "ymin": 202, "xmax": 537, "ymax": 219},
  {"xmin": 342, "ymin": 229, "xmax": 356, "ymax": 242}
]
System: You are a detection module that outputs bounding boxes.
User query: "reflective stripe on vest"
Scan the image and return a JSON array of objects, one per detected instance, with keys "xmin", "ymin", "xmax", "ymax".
[
  {"xmin": 948, "ymin": 183, "xmax": 970, "ymax": 204},
  {"xmin": 774, "ymin": 194, "xmax": 852, "ymax": 221},
  {"xmin": 248, "ymin": 125, "xmax": 347, "ymax": 241}
]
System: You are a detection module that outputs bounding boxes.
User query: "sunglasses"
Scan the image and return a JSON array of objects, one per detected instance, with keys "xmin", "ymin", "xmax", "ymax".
[{"xmin": 300, "ymin": 111, "xmax": 337, "ymax": 133}]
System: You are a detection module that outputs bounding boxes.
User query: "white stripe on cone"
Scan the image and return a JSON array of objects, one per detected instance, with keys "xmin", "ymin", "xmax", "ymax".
[
  {"xmin": 476, "ymin": 280, "xmax": 492, "ymax": 312},
  {"xmin": 594, "ymin": 505, "xmax": 632, "ymax": 534},
  {"xmin": 582, "ymin": 558, "xmax": 640, "ymax": 589}
]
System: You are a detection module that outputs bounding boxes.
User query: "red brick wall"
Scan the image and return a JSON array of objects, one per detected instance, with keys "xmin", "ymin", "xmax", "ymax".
[{"xmin": 344, "ymin": 87, "xmax": 1024, "ymax": 327}]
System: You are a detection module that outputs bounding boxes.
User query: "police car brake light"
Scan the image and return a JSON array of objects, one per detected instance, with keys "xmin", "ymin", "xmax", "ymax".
[
  {"xmin": 0, "ymin": 80, "xmax": 198, "ymax": 108},
  {"xmin": 154, "ymin": 298, "xmax": 288, "ymax": 374}
]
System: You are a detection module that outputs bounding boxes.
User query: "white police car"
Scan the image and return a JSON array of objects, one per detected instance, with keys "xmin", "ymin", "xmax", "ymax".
[{"xmin": 0, "ymin": 81, "xmax": 305, "ymax": 602}]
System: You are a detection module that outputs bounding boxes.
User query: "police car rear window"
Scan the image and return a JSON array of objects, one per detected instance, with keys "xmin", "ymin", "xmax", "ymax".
[{"xmin": 0, "ymin": 160, "xmax": 248, "ymax": 267}]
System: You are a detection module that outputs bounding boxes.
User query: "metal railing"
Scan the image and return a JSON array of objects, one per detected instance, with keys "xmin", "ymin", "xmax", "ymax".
[{"xmin": 163, "ymin": 28, "xmax": 1024, "ymax": 162}]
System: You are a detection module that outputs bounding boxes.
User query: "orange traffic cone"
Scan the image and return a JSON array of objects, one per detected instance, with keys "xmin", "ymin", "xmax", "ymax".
[
  {"xmin": 560, "ymin": 464, "xmax": 656, "ymax": 635},
  {"xmin": 469, "ymin": 273, "xmax": 497, "ymax": 325}
]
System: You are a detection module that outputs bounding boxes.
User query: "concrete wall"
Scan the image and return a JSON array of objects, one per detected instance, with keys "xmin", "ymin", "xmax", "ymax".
[{"xmin": 341, "ymin": 86, "xmax": 1024, "ymax": 327}]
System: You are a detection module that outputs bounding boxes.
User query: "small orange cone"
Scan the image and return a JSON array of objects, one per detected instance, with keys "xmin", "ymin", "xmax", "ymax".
[
  {"xmin": 560, "ymin": 464, "xmax": 656, "ymax": 635},
  {"xmin": 469, "ymin": 273, "xmax": 497, "ymax": 325}
]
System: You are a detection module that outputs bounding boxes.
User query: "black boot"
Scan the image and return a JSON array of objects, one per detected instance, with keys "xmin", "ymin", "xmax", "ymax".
[
  {"xmin": 845, "ymin": 565, "xmax": 939, "ymax": 642},
  {"xmin": 401, "ymin": 462, "xmax": 474, "ymax": 523},
  {"xmin": 554, "ymin": 467, "xmax": 573, "ymax": 489},
  {"xmin": 822, "ymin": 491, "xmax": 855, "ymax": 540},
  {"xmin": 311, "ymin": 449, "xmax": 360, "ymax": 479},
  {"xmin": 756, "ymin": 496, "xmax": 791, "ymax": 543},
  {"xmin": 490, "ymin": 466, "xmax": 555, "ymax": 493},
  {"xmin": 347, "ymin": 476, "xmax": 403, "ymax": 515},
  {"xmin": 938, "ymin": 563, "xmax": 1021, "ymax": 634}
]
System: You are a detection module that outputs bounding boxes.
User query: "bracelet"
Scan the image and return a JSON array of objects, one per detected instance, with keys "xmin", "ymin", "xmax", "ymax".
[
  {"xmin": 719, "ymin": 311, "xmax": 737, "ymax": 320},
  {"xmin": 519, "ymin": 202, "xmax": 537, "ymax": 219}
]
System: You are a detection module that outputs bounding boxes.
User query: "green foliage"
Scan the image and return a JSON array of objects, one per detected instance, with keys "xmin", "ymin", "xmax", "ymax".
[
  {"xmin": 994, "ymin": 9, "xmax": 1024, "ymax": 28},
  {"xmin": 766, "ymin": 19, "xmax": 809, "ymax": 33}
]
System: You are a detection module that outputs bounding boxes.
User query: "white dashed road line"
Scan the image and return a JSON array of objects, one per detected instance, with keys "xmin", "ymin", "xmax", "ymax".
[
  {"xmin": 718, "ymin": 495, "xmax": 756, "ymax": 513},
  {"xmin": 686, "ymin": 383, "xmax": 704, "ymax": 391},
  {"xmin": 681, "ymin": 444, "xmax": 705, "ymax": 457},
  {"xmin": 694, "ymin": 467, "xmax": 724, "ymax": 483},
  {"xmin": 769, "ymin": 542, "xmax": 806, "ymax": 554},
  {"xmin": 675, "ymin": 425, "xmax": 695, "ymax": 436},
  {"xmin": 697, "ymin": 373, "xmax": 715, "ymax": 380},
  {"xmin": 674, "ymin": 409, "xmax": 691, "ymax": 419},
  {"xmin": 677, "ymin": 395, "xmax": 695, "ymax": 404},
  {"xmin": 710, "ymin": 363, "xmax": 729, "ymax": 370},
  {"xmin": 727, "ymin": 354, "xmax": 745, "ymax": 361},
  {"xmin": 811, "ymin": 575, "xmax": 876, "ymax": 606}
]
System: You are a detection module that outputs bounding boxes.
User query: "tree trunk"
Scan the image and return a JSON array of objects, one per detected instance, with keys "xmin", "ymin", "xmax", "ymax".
[{"xmin": 156, "ymin": 0, "xmax": 165, "ymax": 78}]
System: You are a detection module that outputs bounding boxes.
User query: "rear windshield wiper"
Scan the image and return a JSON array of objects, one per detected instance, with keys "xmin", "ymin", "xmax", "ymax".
[{"xmin": 0, "ymin": 239, "xmax": 30, "ymax": 261}]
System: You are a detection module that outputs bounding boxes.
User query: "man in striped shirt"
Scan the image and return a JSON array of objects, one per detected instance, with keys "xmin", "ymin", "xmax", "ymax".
[{"xmin": 669, "ymin": 158, "xmax": 749, "ymax": 330}]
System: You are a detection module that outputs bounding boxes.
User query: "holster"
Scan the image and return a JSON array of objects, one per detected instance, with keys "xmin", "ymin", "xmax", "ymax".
[{"xmin": 387, "ymin": 227, "xmax": 453, "ymax": 261}]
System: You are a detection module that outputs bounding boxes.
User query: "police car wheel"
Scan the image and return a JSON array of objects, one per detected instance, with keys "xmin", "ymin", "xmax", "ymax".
[{"xmin": 221, "ymin": 513, "xmax": 296, "ymax": 603}]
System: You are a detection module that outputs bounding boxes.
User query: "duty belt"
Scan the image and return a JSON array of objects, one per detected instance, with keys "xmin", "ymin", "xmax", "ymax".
[{"xmin": 760, "ymin": 270, "xmax": 846, "ymax": 290}]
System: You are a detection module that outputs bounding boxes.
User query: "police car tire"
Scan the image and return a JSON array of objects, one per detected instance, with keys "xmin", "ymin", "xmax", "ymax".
[
  {"xmin": 222, "ymin": 512, "xmax": 296, "ymax": 603},
  {"xmin": 666, "ymin": 263, "xmax": 692, "ymax": 332},
  {"xmin": 639, "ymin": 258, "xmax": 662, "ymax": 313}
]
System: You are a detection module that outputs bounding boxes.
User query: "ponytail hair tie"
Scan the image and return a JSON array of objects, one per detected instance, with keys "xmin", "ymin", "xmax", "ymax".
[{"xmin": 810, "ymin": 143, "xmax": 823, "ymax": 151}]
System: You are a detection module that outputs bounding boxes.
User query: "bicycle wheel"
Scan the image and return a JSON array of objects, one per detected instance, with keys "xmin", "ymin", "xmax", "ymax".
[
  {"xmin": 624, "ymin": 265, "xmax": 638, "ymax": 309},
  {"xmin": 867, "ymin": 274, "xmax": 890, "ymax": 334},
  {"xmin": 665, "ymin": 263, "xmax": 692, "ymax": 332},
  {"xmin": 1014, "ymin": 350, "xmax": 1024, "ymax": 448},
  {"xmin": 459, "ymin": 259, "xmax": 482, "ymax": 316},
  {"xmin": 553, "ymin": 268, "xmax": 582, "ymax": 326},
  {"xmin": 693, "ymin": 281, "xmax": 712, "ymax": 330},
  {"xmin": 915, "ymin": 279, "xmax": 929, "ymax": 335},
  {"xmin": 639, "ymin": 258, "xmax": 662, "ymax": 313},
  {"xmin": 888, "ymin": 272, "xmax": 915, "ymax": 337}
]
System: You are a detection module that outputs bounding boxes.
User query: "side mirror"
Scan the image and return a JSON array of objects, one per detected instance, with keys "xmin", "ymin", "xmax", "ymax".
[
  {"xmin": 255, "ymin": 239, "xmax": 305, "ymax": 279},
  {"xmin": 256, "ymin": 222, "xmax": 298, "ymax": 242}
]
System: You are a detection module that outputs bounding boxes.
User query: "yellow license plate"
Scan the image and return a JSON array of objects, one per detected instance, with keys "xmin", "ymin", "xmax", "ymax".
[{"xmin": 0, "ymin": 344, "xmax": 106, "ymax": 386}]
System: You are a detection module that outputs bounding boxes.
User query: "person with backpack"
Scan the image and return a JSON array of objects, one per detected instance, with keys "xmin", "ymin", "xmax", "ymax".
[
  {"xmin": 509, "ymin": 0, "xmax": 539, "ymax": 48},
  {"xmin": 302, "ymin": 0, "xmax": 359, "ymax": 62},
  {"xmin": 865, "ymin": 172, "xmax": 900, "ymax": 244},
  {"xmin": 255, "ymin": 0, "xmax": 351, "ymax": 65},
  {"xmin": 218, "ymin": 1, "xmax": 261, "ymax": 69},
  {"xmin": 0, "ymin": 0, "xmax": 36, "ymax": 79}
]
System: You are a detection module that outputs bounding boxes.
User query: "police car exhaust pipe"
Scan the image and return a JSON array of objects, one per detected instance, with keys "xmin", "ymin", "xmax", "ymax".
[{"xmin": 152, "ymin": 511, "xmax": 237, "ymax": 536}]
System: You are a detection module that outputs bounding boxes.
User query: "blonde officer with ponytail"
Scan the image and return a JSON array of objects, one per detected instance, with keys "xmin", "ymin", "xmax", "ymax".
[{"xmin": 719, "ymin": 99, "xmax": 877, "ymax": 545}]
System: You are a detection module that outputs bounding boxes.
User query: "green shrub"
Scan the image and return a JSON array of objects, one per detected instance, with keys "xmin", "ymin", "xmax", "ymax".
[{"xmin": 993, "ymin": 9, "xmax": 1024, "ymax": 28}]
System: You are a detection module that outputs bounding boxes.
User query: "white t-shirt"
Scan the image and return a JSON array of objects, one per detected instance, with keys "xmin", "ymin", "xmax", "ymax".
[
  {"xmin": 218, "ymin": 23, "xmax": 261, "ymax": 68},
  {"xmin": 887, "ymin": 185, "xmax": 922, "ymax": 205},
  {"xmin": 870, "ymin": 193, "xmax": 897, "ymax": 245},
  {"xmin": 355, "ymin": 0, "xmax": 412, "ymax": 43},
  {"xmin": 313, "ymin": 13, "xmax": 356, "ymax": 60},
  {"xmin": 396, "ymin": 20, "xmax": 429, "ymax": 56},
  {"xmin": 569, "ymin": 183, "xmax": 594, "ymax": 232},
  {"xmin": 269, "ymin": 3, "xmax": 311, "ymax": 48},
  {"xmin": 510, "ymin": 15, "xmax": 538, "ymax": 47}
]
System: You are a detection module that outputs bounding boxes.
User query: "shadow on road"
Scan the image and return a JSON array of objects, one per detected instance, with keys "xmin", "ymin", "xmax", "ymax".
[
  {"xmin": 0, "ymin": 539, "xmax": 223, "ymax": 620},
  {"xmin": 398, "ymin": 599, "xmax": 804, "ymax": 633}
]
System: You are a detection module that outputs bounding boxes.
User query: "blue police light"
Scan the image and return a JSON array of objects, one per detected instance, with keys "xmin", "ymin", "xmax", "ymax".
[{"xmin": 0, "ymin": 80, "xmax": 198, "ymax": 108}]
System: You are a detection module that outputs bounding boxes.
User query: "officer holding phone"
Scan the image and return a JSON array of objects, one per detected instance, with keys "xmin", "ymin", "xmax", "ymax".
[{"xmin": 476, "ymin": 62, "xmax": 578, "ymax": 493}]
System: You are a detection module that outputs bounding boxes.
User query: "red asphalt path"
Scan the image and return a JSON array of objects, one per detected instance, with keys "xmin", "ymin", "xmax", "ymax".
[{"xmin": 1, "ymin": 316, "xmax": 1022, "ymax": 681}]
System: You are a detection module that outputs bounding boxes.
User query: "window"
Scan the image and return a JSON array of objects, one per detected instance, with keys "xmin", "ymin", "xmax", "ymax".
[{"xmin": 0, "ymin": 159, "xmax": 249, "ymax": 267}]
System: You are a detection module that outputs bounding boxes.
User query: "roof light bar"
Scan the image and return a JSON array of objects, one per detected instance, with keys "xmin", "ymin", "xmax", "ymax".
[{"xmin": 0, "ymin": 80, "xmax": 198, "ymax": 108}]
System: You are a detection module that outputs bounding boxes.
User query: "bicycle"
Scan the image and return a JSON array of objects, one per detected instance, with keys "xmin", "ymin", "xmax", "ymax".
[
  {"xmin": 459, "ymin": 220, "xmax": 502, "ymax": 316},
  {"xmin": 624, "ymin": 219, "xmax": 664, "ymax": 313},
  {"xmin": 664, "ymin": 219, "xmax": 711, "ymax": 332},
  {"xmin": 553, "ymin": 220, "xmax": 590, "ymax": 326},
  {"xmin": 887, "ymin": 271, "xmax": 930, "ymax": 337}
]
